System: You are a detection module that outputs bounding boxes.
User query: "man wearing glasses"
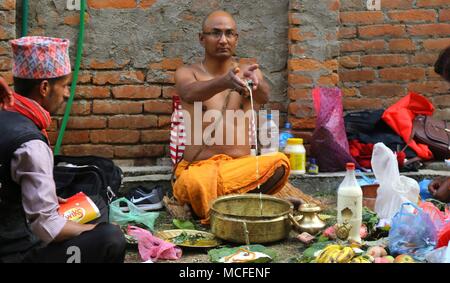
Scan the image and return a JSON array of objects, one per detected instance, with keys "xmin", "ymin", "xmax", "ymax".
[{"xmin": 174, "ymin": 10, "xmax": 291, "ymax": 223}]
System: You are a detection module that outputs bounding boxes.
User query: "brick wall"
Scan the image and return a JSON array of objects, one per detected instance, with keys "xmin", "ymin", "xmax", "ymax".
[
  {"xmin": 338, "ymin": 0, "xmax": 450, "ymax": 121},
  {"xmin": 5, "ymin": 0, "xmax": 450, "ymax": 165},
  {"xmin": 0, "ymin": 0, "xmax": 14, "ymax": 84}
]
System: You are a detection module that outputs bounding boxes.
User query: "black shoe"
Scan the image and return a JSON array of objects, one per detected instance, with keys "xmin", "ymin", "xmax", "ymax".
[{"xmin": 121, "ymin": 186, "xmax": 164, "ymax": 212}]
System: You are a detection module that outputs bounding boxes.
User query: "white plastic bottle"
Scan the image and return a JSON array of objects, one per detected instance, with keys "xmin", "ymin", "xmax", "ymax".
[
  {"xmin": 283, "ymin": 138, "xmax": 306, "ymax": 174},
  {"xmin": 260, "ymin": 114, "xmax": 279, "ymax": 155},
  {"xmin": 337, "ymin": 163, "xmax": 362, "ymax": 243}
]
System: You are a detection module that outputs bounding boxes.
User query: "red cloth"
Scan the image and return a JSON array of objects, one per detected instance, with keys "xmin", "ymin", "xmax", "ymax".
[
  {"xmin": 382, "ymin": 92, "xmax": 434, "ymax": 160},
  {"xmin": 4, "ymin": 92, "xmax": 51, "ymax": 140},
  {"xmin": 349, "ymin": 140, "xmax": 374, "ymax": 169}
]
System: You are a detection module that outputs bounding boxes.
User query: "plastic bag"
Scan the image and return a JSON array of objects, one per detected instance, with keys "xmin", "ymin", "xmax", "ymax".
[
  {"xmin": 425, "ymin": 241, "xmax": 450, "ymax": 263},
  {"xmin": 127, "ymin": 226, "xmax": 182, "ymax": 262},
  {"xmin": 419, "ymin": 201, "xmax": 450, "ymax": 234},
  {"xmin": 389, "ymin": 203, "xmax": 437, "ymax": 261},
  {"xmin": 372, "ymin": 143, "xmax": 420, "ymax": 222},
  {"xmin": 438, "ymin": 222, "xmax": 450, "ymax": 249},
  {"xmin": 109, "ymin": 198, "xmax": 159, "ymax": 231},
  {"xmin": 310, "ymin": 87, "xmax": 357, "ymax": 172}
]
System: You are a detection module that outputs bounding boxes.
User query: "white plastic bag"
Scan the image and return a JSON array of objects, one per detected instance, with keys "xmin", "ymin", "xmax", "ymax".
[
  {"xmin": 425, "ymin": 241, "xmax": 450, "ymax": 263},
  {"xmin": 371, "ymin": 143, "xmax": 420, "ymax": 223}
]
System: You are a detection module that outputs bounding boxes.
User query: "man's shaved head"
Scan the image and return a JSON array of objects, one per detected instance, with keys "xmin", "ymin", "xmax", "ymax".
[{"xmin": 202, "ymin": 10, "xmax": 236, "ymax": 31}]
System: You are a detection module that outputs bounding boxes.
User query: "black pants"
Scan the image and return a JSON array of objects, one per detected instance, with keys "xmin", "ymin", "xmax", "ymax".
[{"xmin": 22, "ymin": 222, "xmax": 126, "ymax": 263}]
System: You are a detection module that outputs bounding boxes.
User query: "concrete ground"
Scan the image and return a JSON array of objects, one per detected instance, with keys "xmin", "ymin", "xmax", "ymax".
[{"xmin": 120, "ymin": 162, "xmax": 449, "ymax": 263}]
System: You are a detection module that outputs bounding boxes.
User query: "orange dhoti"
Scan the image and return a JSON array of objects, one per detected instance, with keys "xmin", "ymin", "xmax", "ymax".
[{"xmin": 173, "ymin": 152, "xmax": 291, "ymax": 223}]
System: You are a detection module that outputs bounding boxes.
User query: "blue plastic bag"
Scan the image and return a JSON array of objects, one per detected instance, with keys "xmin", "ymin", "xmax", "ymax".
[
  {"xmin": 388, "ymin": 202, "xmax": 437, "ymax": 261},
  {"xmin": 419, "ymin": 179, "xmax": 433, "ymax": 200},
  {"xmin": 109, "ymin": 198, "xmax": 159, "ymax": 231}
]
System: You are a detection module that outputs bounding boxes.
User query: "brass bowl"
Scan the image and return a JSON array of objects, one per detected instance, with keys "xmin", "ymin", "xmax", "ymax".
[{"xmin": 210, "ymin": 194, "xmax": 294, "ymax": 244}]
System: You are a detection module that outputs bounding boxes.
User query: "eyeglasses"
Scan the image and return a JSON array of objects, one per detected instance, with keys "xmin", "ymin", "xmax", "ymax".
[{"xmin": 202, "ymin": 30, "xmax": 238, "ymax": 39}]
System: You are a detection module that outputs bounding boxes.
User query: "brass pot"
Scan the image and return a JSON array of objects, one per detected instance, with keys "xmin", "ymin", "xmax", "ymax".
[
  {"xmin": 210, "ymin": 194, "xmax": 299, "ymax": 244},
  {"xmin": 291, "ymin": 203, "xmax": 326, "ymax": 235}
]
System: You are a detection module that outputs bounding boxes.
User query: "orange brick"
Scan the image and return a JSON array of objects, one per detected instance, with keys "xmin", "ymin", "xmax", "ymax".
[
  {"xmin": 344, "ymin": 98, "xmax": 383, "ymax": 110},
  {"xmin": 162, "ymin": 86, "xmax": 178, "ymax": 98},
  {"xmin": 289, "ymin": 28, "xmax": 315, "ymax": 42},
  {"xmin": 408, "ymin": 81, "xmax": 450, "ymax": 94},
  {"xmin": 89, "ymin": 59, "xmax": 130, "ymax": 70},
  {"xmin": 318, "ymin": 73, "xmax": 339, "ymax": 85},
  {"xmin": 108, "ymin": 115, "xmax": 158, "ymax": 129},
  {"xmin": 158, "ymin": 115, "xmax": 172, "ymax": 128},
  {"xmin": 382, "ymin": 0, "xmax": 414, "ymax": 9},
  {"xmin": 339, "ymin": 56, "xmax": 360, "ymax": 69},
  {"xmin": 339, "ymin": 69, "xmax": 376, "ymax": 82},
  {"xmin": 143, "ymin": 100, "xmax": 172, "ymax": 114},
  {"xmin": 77, "ymin": 71, "xmax": 92, "ymax": 83},
  {"xmin": 324, "ymin": 60, "xmax": 338, "ymax": 71},
  {"xmin": 389, "ymin": 39, "xmax": 416, "ymax": 51},
  {"xmin": 93, "ymin": 100, "xmax": 142, "ymax": 114},
  {"xmin": 93, "ymin": 71, "xmax": 145, "ymax": 85},
  {"xmin": 90, "ymin": 130, "xmax": 140, "ymax": 144},
  {"xmin": 379, "ymin": 67, "xmax": 426, "ymax": 81},
  {"xmin": 146, "ymin": 70, "xmax": 175, "ymax": 84},
  {"xmin": 288, "ymin": 117, "xmax": 316, "ymax": 130},
  {"xmin": 433, "ymin": 94, "xmax": 450, "ymax": 106},
  {"xmin": 439, "ymin": 9, "xmax": 450, "ymax": 21},
  {"xmin": 340, "ymin": 11, "xmax": 384, "ymax": 24},
  {"xmin": 0, "ymin": 25, "xmax": 14, "ymax": 40},
  {"xmin": 56, "ymin": 101, "xmax": 92, "ymax": 116},
  {"xmin": 289, "ymin": 45, "xmax": 306, "ymax": 55},
  {"xmin": 0, "ymin": 56, "xmax": 11, "ymax": 71},
  {"xmin": 0, "ymin": 0, "xmax": 15, "ymax": 10},
  {"xmin": 417, "ymin": 0, "xmax": 450, "ymax": 7},
  {"xmin": 288, "ymin": 102, "xmax": 314, "ymax": 118},
  {"xmin": 76, "ymin": 86, "xmax": 111, "ymax": 99},
  {"xmin": 408, "ymin": 24, "xmax": 450, "ymax": 36},
  {"xmin": 66, "ymin": 117, "xmax": 107, "ymax": 129},
  {"xmin": 288, "ymin": 74, "xmax": 313, "ymax": 86},
  {"xmin": 149, "ymin": 58, "xmax": 184, "ymax": 71},
  {"xmin": 411, "ymin": 53, "xmax": 439, "ymax": 64},
  {"xmin": 88, "ymin": 0, "xmax": 156, "ymax": 9},
  {"xmin": 289, "ymin": 12, "xmax": 301, "ymax": 25},
  {"xmin": 340, "ymin": 40, "xmax": 385, "ymax": 52},
  {"xmin": 342, "ymin": 87, "xmax": 359, "ymax": 97},
  {"xmin": 423, "ymin": 38, "xmax": 450, "ymax": 50},
  {"xmin": 338, "ymin": 27, "xmax": 357, "ymax": 39},
  {"xmin": 361, "ymin": 54, "xmax": 408, "ymax": 67},
  {"xmin": 63, "ymin": 13, "xmax": 89, "ymax": 26},
  {"xmin": 62, "ymin": 145, "xmax": 114, "ymax": 158},
  {"xmin": 141, "ymin": 130, "xmax": 171, "ymax": 143},
  {"xmin": 288, "ymin": 59, "xmax": 323, "ymax": 71},
  {"xmin": 114, "ymin": 145, "xmax": 165, "ymax": 158},
  {"xmin": 288, "ymin": 88, "xmax": 312, "ymax": 100},
  {"xmin": 388, "ymin": 10, "xmax": 437, "ymax": 22},
  {"xmin": 112, "ymin": 85, "xmax": 161, "ymax": 99},
  {"xmin": 59, "ymin": 131, "xmax": 90, "ymax": 145},
  {"xmin": 360, "ymin": 84, "xmax": 406, "ymax": 97},
  {"xmin": 359, "ymin": 24, "xmax": 406, "ymax": 38}
]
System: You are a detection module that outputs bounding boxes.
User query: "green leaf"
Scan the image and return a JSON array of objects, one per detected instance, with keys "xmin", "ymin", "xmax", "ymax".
[
  {"xmin": 172, "ymin": 219, "xmax": 195, "ymax": 230},
  {"xmin": 208, "ymin": 245, "xmax": 277, "ymax": 263}
]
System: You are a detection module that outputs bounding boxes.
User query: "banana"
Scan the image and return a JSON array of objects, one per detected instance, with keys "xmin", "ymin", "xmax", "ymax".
[
  {"xmin": 316, "ymin": 245, "xmax": 342, "ymax": 263},
  {"xmin": 336, "ymin": 247, "xmax": 355, "ymax": 263},
  {"xmin": 328, "ymin": 249, "xmax": 343, "ymax": 263},
  {"xmin": 350, "ymin": 256, "xmax": 371, "ymax": 263}
]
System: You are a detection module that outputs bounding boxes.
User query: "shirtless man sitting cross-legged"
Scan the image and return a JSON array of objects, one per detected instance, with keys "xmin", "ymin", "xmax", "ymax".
[{"xmin": 173, "ymin": 10, "xmax": 291, "ymax": 223}]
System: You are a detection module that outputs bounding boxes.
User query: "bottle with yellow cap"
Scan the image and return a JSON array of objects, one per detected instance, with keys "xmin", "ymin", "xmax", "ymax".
[{"xmin": 284, "ymin": 138, "xmax": 306, "ymax": 175}]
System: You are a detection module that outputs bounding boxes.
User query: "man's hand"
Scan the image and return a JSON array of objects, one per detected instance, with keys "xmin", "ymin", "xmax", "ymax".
[
  {"xmin": 242, "ymin": 64, "xmax": 260, "ymax": 91},
  {"xmin": 428, "ymin": 177, "xmax": 450, "ymax": 202},
  {"xmin": 58, "ymin": 197, "xmax": 68, "ymax": 204},
  {"xmin": 224, "ymin": 67, "xmax": 248, "ymax": 93},
  {"xmin": 0, "ymin": 76, "xmax": 14, "ymax": 109}
]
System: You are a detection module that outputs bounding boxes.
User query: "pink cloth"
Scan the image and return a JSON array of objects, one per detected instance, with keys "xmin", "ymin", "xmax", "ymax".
[{"xmin": 127, "ymin": 226, "xmax": 182, "ymax": 262}]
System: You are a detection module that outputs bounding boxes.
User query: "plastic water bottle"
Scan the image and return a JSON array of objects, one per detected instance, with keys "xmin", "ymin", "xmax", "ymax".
[
  {"xmin": 260, "ymin": 114, "xmax": 279, "ymax": 155},
  {"xmin": 279, "ymin": 122, "xmax": 294, "ymax": 152}
]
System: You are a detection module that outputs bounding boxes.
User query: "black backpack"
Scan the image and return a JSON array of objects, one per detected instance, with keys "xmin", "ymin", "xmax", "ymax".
[{"xmin": 53, "ymin": 155, "xmax": 124, "ymax": 204}]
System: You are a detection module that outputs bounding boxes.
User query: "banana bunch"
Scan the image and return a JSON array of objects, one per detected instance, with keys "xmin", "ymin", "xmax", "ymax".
[
  {"xmin": 350, "ymin": 255, "xmax": 373, "ymax": 263},
  {"xmin": 316, "ymin": 245, "xmax": 355, "ymax": 263}
]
